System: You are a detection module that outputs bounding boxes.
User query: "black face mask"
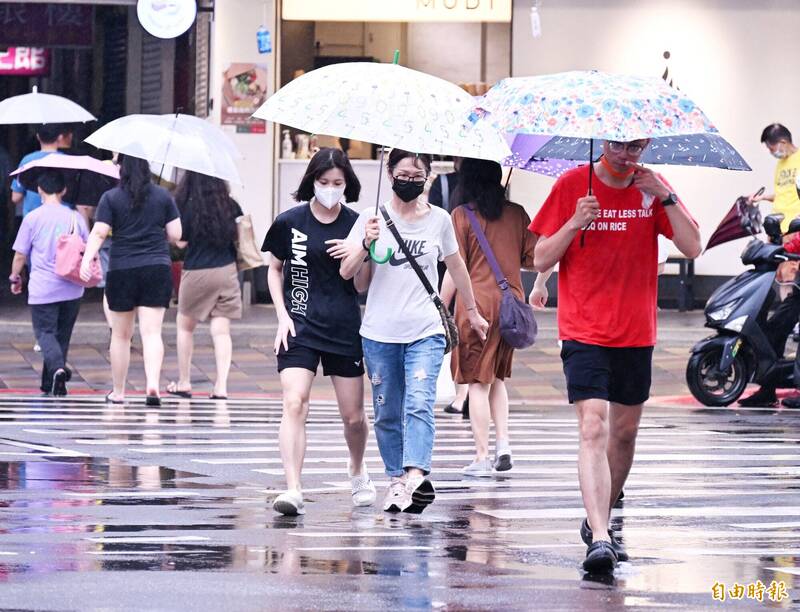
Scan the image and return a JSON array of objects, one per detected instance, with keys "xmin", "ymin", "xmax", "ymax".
[{"xmin": 392, "ymin": 178, "xmax": 425, "ymax": 203}]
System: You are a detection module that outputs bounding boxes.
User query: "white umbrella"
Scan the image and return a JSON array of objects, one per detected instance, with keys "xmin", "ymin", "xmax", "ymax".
[
  {"xmin": 0, "ymin": 86, "xmax": 95, "ymax": 125},
  {"xmin": 253, "ymin": 62, "xmax": 510, "ymax": 162},
  {"xmin": 85, "ymin": 113, "xmax": 242, "ymax": 184}
]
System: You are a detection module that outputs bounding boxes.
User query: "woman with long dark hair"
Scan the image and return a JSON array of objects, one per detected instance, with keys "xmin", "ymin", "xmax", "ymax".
[
  {"xmin": 166, "ymin": 171, "xmax": 243, "ymax": 400},
  {"xmin": 440, "ymin": 158, "xmax": 539, "ymax": 477},
  {"xmin": 81, "ymin": 154, "xmax": 182, "ymax": 405},
  {"xmin": 337, "ymin": 149, "xmax": 488, "ymax": 514},
  {"xmin": 262, "ymin": 147, "xmax": 376, "ymax": 516}
]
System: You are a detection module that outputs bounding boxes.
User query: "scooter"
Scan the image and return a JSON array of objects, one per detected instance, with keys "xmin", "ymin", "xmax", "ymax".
[{"xmin": 686, "ymin": 213, "xmax": 800, "ymax": 406}]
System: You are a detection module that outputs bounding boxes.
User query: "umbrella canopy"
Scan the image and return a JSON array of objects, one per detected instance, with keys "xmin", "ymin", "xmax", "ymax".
[
  {"xmin": 0, "ymin": 86, "xmax": 95, "ymax": 125},
  {"xmin": 525, "ymin": 133, "xmax": 750, "ymax": 172},
  {"xmin": 10, "ymin": 153, "xmax": 119, "ymax": 206},
  {"xmin": 253, "ymin": 62, "xmax": 510, "ymax": 161},
  {"xmin": 85, "ymin": 114, "xmax": 242, "ymax": 184},
  {"xmin": 503, "ymin": 134, "xmax": 583, "ymax": 178},
  {"xmin": 705, "ymin": 189, "xmax": 764, "ymax": 251},
  {"xmin": 474, "ymin": 70, "xmax": 717, "ymax": 141}
]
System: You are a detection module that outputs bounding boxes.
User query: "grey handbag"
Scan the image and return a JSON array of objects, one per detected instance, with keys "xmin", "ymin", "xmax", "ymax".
[{"xmin": 464, "ymin": 206, "xmax": 537, "ymax": 349}]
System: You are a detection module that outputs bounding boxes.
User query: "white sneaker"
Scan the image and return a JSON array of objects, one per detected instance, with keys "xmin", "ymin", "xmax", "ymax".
[
  {"xmin": 272, "ymin": 489, "xmax": 305, "ymax": 516},
  {"xmin": 462, "ymin": 458, "xmax": 494, "ymax": 478},
  {"xmin": 402, "ymin": 474, "xmax": 435, "ymax": 513},
  {"xmin": 494, "ymin": 444, "xmax": 513, "ymax": 472},
  {"xmin": 349, "ymin": 462, "xmax": 376, "ymax": 507},
  {"xmin": 382, "ymin": 477, "xmax": 406, "ymax": 512}
]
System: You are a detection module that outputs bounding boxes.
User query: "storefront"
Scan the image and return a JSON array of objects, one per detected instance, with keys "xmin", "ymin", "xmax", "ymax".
[{"xmin": 272, "ymin": 0, "xmax": 513, "ymax": 217}]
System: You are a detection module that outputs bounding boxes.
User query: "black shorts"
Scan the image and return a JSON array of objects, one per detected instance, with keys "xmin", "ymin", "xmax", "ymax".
[
  {"xmin": 560, "ymin": 340, "xmax": 653, "ymax": 406},
  {"xmin": 277, "ymin": 343, "xmax": 364, "ymax": 378},
  {"xmin": 105, "ymin": 264, "xmax": 173, "ymax": 312}
]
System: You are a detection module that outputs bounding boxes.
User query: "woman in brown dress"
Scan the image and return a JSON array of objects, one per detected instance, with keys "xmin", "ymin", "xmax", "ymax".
[{"xmin": 441, "ymin": 158, "xmax": 540, "ymax": 477}]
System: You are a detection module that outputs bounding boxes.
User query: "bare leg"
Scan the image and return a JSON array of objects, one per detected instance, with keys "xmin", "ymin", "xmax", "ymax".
[
  {"xmin": 607, "ymin": 402, "xmax": 643, "ymax": 510},
  {"xmin": 451, "ymin": 383, "xmax": 468, "ymax": 410},
  {"xmin": 175, "ymin": 313, "xmax": 197, "ymax": 392},
  {"xmin": 488, "ymin": 379, "xmax": 509, "ymax": 443},
  {"xmin": 210, "ymin": 317, "xmax": 232, "ymax": 398},
  {"xmin": 576, "ymin": 399, "xmax": 612, "ymax": 543},
  {"xmin": 279, "ymin": 368, "xmax": 315, "ymax": 491},
  {"xmin": 107, "ymin": 310, "xmax": 135, "ymax": 400},
  {"xmin": 467, "ymin": 382, "xmax": 491, "ymax": 461},
  {"xmin": 137, "ymin": 306, "xmax": 166, "ymax": 397},
  {"xmin": 331, "ymin": 375, "xmax": 368, "ymax": 474}
]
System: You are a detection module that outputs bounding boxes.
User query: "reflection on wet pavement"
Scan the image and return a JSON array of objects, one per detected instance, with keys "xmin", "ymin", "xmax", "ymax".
[{"xmin": 0, "ymin": 395, "xmax": 797, "ymax": 610}]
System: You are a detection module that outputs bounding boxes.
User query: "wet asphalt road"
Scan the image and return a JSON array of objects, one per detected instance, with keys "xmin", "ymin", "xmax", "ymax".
[{"xmin": 0, "ymin": 394, "xmax": 798, "ymax": 611}]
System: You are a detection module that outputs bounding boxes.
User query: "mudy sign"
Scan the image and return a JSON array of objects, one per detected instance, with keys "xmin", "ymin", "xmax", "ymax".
[{"xmin": 282, "ymin": 0, "xmax": 511, "ymax": 23}]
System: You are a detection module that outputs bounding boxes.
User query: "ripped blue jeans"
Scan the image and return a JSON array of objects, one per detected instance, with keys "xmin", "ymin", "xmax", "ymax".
[{"xmin": 362, "ymin": 334, "xmax": 446, "ymax": 477}]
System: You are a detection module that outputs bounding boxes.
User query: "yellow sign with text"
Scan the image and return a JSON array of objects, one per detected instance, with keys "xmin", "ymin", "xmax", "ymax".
[{"xmin": 282, "ymin": 0, "xmax": 512, "ymax": 23}]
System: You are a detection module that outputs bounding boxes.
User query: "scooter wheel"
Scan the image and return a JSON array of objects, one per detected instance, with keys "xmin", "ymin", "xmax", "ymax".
[{"xmin": 686, "ymin": 348, "xmax": 750, "ymax": 407}]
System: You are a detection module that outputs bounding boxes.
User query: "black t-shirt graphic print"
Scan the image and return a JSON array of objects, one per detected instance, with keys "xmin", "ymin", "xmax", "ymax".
[{"xmin": 262, "ymin": 203, "xmax": 362, "ymax": 357}]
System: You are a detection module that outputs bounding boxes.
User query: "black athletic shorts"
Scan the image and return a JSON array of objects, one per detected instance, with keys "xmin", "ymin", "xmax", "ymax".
[
  {"xmin": 277, "ymin": 342, "xmax": 364, "ymax": 378},
  {"xmin": 560, "ymin": 340, "xmax": 654, "ymax": 406},
  {"xmin": 105, "ymin": 264, "xmax": 173, "ymax": 312}
]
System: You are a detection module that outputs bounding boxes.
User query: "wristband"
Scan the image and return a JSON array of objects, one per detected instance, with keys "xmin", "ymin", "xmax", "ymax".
[
  {"xmin": 361, "ymin": 238, "xmax": 371, "ymax": 252},
  {"xmin": 8, "ymin": 275, "xmax": 20, "ymax": 283}
]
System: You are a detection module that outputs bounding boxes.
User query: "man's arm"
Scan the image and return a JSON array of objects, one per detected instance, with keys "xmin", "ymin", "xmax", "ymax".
[
  {"xmin": 632, "ymin": 166, "xmax": 701, "ymax": 259},
  {"xmin": 663, "ymin": 205, "xmax": 701, "ymax": 258}
]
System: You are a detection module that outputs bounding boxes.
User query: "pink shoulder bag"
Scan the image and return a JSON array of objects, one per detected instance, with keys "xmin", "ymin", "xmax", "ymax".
[{"xmin": 55, "ymin": 212, "xmax": 102, "ymax": 288}]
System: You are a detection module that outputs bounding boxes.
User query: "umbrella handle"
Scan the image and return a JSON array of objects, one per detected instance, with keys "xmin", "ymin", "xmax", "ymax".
[{"xmin": 369, "ymin": 241, "xmax": 393, "ymax": 264}]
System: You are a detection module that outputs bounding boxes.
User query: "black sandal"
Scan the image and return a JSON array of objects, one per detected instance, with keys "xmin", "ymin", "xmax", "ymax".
[{"xmin": 145, "ymin": 394, "xmax": 161, "ymax": 407}]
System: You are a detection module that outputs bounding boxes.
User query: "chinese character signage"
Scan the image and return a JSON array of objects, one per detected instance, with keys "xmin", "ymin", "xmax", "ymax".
[
  {"xmin": 0, "ymin": 48, "xmax": 50, "ymax": 76},
  {"xmin": 0, "ymin": 4, "xmax": 94, "ymax": 48},
  {"xmin": 221, "ymin": 63, "xmax": 268, "ymax": 134}
]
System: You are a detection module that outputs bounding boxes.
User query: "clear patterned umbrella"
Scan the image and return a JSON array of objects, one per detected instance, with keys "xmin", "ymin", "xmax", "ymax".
[{"xmin": 253, "ymin": 62, "xmax": 510, "ymax": 162}]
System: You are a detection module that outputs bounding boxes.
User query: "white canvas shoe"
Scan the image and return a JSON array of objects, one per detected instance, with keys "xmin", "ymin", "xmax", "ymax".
[
  {"xmin": 349, "ymin": 462, "xmax": 376, "ymax": 507},
  {"xmin": 272, "ymin": 489, "xmax": 305, "ymax": 516}
]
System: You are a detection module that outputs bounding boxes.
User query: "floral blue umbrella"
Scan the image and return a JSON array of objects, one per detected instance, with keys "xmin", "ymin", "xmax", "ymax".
[
  {"xmin": 525, "ymin": 133, "xmax": 750, "ymax": 172},
  {"xmin": 474, "ymin": 70, "xmax": 720, "ymax": 191}
]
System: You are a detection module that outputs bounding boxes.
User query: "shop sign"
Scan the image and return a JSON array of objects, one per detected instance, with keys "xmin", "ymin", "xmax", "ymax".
[
  {"xmin": 221, "ymin": 63, "xmax": 268, "ymax": 134},
  {"xmin": 282, "ymin": 0, "xmax": 512, "ymax": 22},
  {"xmin": 0, "ymin": 4, "xmax": 94, "ymax": 48},
  {"xmin": 0, "ymin": 47, "xmax": 50, "ymax": 76}
]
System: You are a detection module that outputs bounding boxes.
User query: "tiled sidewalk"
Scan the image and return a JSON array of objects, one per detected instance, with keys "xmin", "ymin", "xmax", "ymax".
[{"xmin": 0, "ymin": 300, "xmax": 703, "ymax": 403}]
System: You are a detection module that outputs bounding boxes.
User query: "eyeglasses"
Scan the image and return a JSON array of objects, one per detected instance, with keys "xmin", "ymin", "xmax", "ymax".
[
  {"xmin": 607, "ymin": 141, "xmax": 646, "ymax": 155},
  {"xmin": 392, "ymin": 175, "xmax": 427, "ymax": 185}
]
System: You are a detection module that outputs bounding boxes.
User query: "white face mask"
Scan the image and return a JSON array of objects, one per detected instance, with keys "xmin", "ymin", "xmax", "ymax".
[{"xmin": 314, "ymin": 182, "xmax": 345, "ymax": 209}]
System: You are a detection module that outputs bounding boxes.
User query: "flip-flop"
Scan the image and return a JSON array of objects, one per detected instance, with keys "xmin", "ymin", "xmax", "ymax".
[
  {"xmin": 209, "ymin": 394, "xmax": 228, "ymax": 400},
  {"xmin": 166, "ymin": 382, "xmax": 192, "ymax": 398},
  {"xmin": 105, "ymin": 392, "xmax": 124, "ymax": 405}
]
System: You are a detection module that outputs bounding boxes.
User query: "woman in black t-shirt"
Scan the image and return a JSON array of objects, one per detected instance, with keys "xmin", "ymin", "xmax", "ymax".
[
  {"xmin": 262, "ymin": 148, "xmax": 375, "ymax": 516},
  {"xmin": 81, "ymin": 155, "xmax": 183, "ymax": 406},
  {"xmin": 166, "ymin": 171, "xmax": 243, "ymax": 401}
]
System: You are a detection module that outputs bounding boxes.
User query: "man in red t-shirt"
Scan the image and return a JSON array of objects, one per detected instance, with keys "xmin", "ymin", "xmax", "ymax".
[{"xmin": 530, "ymin": 139, "xmax": 701, "ymax": 573}]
